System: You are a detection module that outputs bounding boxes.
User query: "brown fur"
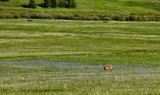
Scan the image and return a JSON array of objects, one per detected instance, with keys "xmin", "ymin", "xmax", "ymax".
[{"xmin": 103, "ymin": 65, "xmax": 112, "ymax": 71}]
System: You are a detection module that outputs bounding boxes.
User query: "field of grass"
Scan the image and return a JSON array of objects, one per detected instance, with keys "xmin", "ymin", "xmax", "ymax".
[
  {"xmin": 0, "ymin": 62, "xmax": 160, "ymax": 95},
  {"xmin": 0, "ymin": 0, "xmax": 160, "ymax": 20},
  {"xmin": 0, "ymin": 19, "xmax": 160, "ymax": 94},
  {"xmin": 0, "ymin": 19, "xmax": 160, "ymax": 65}
]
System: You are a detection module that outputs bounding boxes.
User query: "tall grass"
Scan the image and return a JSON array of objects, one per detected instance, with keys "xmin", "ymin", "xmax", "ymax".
[
  {"xmin": 0, "ymin": 62, "xmax": 160, "ymax": 95},
  {"xmin": 0, "ymin": 19, "xmax": 160, "ymax": 95}
]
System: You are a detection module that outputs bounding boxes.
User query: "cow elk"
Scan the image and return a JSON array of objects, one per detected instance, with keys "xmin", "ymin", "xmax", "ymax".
[{"xmin": 103, "ymin": 65, "xmax": 112, "ymax": 71}]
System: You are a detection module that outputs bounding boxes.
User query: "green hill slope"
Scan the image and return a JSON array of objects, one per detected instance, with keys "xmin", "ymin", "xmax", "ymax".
[{"xmin": 0, "ymin": 0, "xmax": 160, "ymax": 21}]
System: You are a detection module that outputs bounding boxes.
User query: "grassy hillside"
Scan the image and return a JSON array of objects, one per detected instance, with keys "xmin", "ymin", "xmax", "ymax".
[{"xmin": 0, "ymin": 0, "xmax": 160, "ymax": 21}]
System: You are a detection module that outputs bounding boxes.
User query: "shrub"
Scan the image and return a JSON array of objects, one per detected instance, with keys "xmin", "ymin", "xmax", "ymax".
[
  {"xmin": 28, "ymin": 0, "xmax": 36, "ymax": 8},
  {"xmin": 22, "ymin": 0, "xmax": 36, "ymax": 8},
  {"xmin": 112, "ymin": 15, "xmax": 125, "ymax": 21},
  {"xmin": 126, "ymin": 15, "xmax": 138, "ymax": 21},
  {"xmin": 58, "ymin": 0, "xmax": 68, "ymax": 8},
  {"xmin": 51, "ymin": 0, "xmax": 57, "ymax": 8},
  {"xmin": 102, "ymin": 17, "xmax": 112, "ymax": 21},
  {"xmin": 0, "ymin": 0, "xmax": 9, "ymax": 2},
  {"xmin": 67, "ymin": 0, "xmax": 76, "ymax": 8},
  {"xmin": 43, "ymin": 0, "xmax": 51, "ymax": 8},
  {"xmin": 57, "ymin": 0, "xmax": 76, "ymax": 8},
  {"xmin": 39, "ymin": 0, "xmax": 76, "ymax": 8}
]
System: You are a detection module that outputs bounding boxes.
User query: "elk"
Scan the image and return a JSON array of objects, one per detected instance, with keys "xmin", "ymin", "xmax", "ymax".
[{"xmin": 103, "ymin": 65, "xmax": 112, "ymax": 71}]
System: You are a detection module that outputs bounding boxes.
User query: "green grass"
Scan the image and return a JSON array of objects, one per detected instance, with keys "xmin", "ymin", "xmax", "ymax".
[
  {"xmin": 0, "ymin": 0, "xmax": 159, "ymax": 12},
  {"xmin": 0, "ymin": 62, "xmax": 160, "ymax": 95},
  {"xmin": 0, "ymin": 19, "xmax": 160, "ymax": 66},
  {"xmin": 0, "ymin": 0, "xmax": 160, "ymax": 20},
  {"xmin": 0, "ymin": 19, "xmax": 160, "ymax": 94}
]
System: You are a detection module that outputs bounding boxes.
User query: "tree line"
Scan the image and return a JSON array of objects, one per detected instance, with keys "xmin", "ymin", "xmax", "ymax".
[
  {"xmin": 0, "ymin": 0, "xmax": 76, "ymax": 8},
  {"xmin": 0, "ymin": 0, "xmax": 9, "ymax": 1},
  {"xmin": 24, "ymin": 0, "xmax": 77, "ymax": 8}
]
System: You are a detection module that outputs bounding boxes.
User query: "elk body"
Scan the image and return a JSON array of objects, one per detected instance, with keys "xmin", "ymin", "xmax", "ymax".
[{"xmin": 103, "ymin": 65, "xmax": 112, "ymax": 71}]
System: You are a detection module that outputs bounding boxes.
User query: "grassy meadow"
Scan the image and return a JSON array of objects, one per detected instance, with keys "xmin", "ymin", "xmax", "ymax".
[
  {"xmin": 0, "ymin": 62, "xmax": 160, "ymax": 95},
  {"xmin": 0, "ymin": 19, "xmax": 160, "ymax": 65},
  {"xmin": 0, "ymin": 19, "xmax": 160, "ymax": 94},
  {"xmin": 0, "ymin": 0, "xmax": 160, "ymax": 94}
]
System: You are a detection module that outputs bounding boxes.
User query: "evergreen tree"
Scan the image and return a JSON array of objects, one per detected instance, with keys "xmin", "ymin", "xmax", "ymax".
[
  {"xmin": 0, "ymin": 0, "xmax": 9, "ymax": 2},
  {"xmin": 51, "ymin": 0, "xmax": 57, "ymax": 8},
  {"xmin": 67, "ymin": 0, "xmax": 76, "ymax": 8},
  {"xmin": 28, "ymin": 0, "xmax": 36, "ymax": 8},
  {"xmin": 43, "ymin": 0, "xmax": 51, "ymax": 8},
  {"xmin": 58, "ymin": 0, "xmax": 68, "ymax": 8}
]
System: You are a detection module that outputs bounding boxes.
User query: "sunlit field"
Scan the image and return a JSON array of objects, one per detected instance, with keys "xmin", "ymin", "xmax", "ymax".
[
  {"xmin": 0, "ymin": 19, "xmax": 160, "ymax": 65},
  {"xmin": 0, "ymin": 19, "xmax": 160, "ymax": 94},
  {"xmin": 0, "ymin": 0, "xmax": 160, "ymax": 20},
  {"xmin": 0, "ymin": 62, "xmax": 160, "ymax": 95}
]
